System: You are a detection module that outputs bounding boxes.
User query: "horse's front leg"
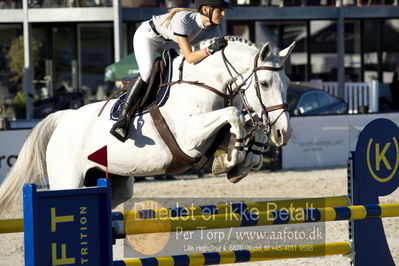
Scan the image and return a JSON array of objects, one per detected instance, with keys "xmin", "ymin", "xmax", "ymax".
[
  {"xmin": 179, "ymin": 106, "xmax": 246, "ymax": 170},
  {"xmin": 227, "ymin": 128, "xmax": 268, "ymax": 183}
]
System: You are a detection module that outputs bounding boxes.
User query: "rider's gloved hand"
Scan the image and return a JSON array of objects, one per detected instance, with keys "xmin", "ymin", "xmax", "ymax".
[{"xmin": 206, "ymin": 37, "xmax": 228, "ymax": 55}]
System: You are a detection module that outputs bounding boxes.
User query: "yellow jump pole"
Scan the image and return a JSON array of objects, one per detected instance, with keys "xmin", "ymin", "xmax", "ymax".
[
  {"xmin": 115, "ymin": 242, "xmax": 352, "ymax": 266},
  {"xmin": 121, "ymin": 203, "xmax": 399, "ymax": 235},
  {"xmin": 0, "ymin": 218, "xmax": 24, "ymax": 234},
  {"xmin": 119, "ymin": 195, "xmax": 349, "ymax": 220}
]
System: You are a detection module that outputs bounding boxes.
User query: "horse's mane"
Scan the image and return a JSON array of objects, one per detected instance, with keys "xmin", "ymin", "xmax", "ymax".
[
  {"xmin": 197, "ymin": 35, "xmax": 282, "ymax": 62},
  {"xmin": 197, "ymin": 35, "xmax": 258, "ymax": 51}
]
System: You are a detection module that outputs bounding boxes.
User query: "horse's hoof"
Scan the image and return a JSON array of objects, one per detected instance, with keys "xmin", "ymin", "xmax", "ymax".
[
  {"xmin": 212, "ymin": 154, "xmax": 228, "ymax": 175},
  {"xmin": 227, "ymin": 165, "xmax": 250, "ymax": 183}
]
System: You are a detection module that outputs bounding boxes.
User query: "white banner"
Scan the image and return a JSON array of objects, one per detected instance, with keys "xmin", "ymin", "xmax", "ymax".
[
  {"xmin": 0, "ymin": 130, "xmax": 31, "ymax": 184},
  {"xmin": 282, "ymin": 113, "xmax": 399, "ymax": 169}
]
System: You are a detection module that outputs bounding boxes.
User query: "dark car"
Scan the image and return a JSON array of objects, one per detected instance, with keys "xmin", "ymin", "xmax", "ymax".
[
  {"xmin": 33, "ymin": 91, "xmax": 85, "ymax": 118},
  {"xmin": 287, "ymin": 84, "xmax": 348, "ymax": 116}
]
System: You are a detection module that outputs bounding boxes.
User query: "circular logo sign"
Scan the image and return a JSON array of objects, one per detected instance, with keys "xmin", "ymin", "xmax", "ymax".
[
  {"xmin": 356, "ymin": 118, "xmax": 399, "ymax": 187},
  {"xmin": 366, "ymin": 136, "xmax": 399, "ymax": 183}
]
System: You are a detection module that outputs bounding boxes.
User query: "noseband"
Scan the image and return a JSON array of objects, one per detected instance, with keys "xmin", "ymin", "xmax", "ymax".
[{"xmin": 221, "ymin": 48, "xmax": 289, "ymax": 133}]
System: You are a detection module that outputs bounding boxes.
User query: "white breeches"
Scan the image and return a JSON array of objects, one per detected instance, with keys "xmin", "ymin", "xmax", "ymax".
[{"xmin": 133, "ymin": 22, "xmax": 179, "ymax": 82}]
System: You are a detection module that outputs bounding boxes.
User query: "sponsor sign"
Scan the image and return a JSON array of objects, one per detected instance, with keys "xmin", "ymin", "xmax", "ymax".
[
  {"xmin": 351, "ymin": 118, "xmax": 399, "ymax": 265},
  {"xmin": 23, "ymin": 179, "xmax": 113, "ymax": 266},
  {"xmin": 0, "ymin": 130, "xmax": 31, "ymax": 183}
]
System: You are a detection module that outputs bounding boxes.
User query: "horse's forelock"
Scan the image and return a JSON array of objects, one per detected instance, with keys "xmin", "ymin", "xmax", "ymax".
[{"xmin": 269, "ymin": 53, "xmax": 283, "ymax": 64}]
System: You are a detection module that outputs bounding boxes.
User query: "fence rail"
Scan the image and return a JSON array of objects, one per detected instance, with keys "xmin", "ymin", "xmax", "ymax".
[{"xmin": 302, "ymin": 80, "xmax": 379, "ymax": 114}]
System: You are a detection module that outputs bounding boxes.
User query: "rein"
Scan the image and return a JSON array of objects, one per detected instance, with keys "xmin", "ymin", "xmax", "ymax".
[{"xmin": 159, "ymin": 57, "xmax": 232, "ymax": 106}]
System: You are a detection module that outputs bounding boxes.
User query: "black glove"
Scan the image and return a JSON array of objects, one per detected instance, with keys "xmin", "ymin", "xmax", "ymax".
[{"xmin": 207, "ymin": 37, "xmax": 228, "ymax": 55}]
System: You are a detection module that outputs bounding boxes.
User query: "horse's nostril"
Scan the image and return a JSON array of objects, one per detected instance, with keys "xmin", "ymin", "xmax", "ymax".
[{"xmin": 277, "ymin": 129, "xmax": 282, "ymax": 139}]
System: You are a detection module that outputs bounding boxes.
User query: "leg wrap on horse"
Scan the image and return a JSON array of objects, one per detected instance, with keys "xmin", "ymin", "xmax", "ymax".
[
  {"xmin": 227, "ymin": 128, "xmax": 268, "ymax": 183},
  {"xmin": 212, "ymin": 133, "xmax": 246, "ymax": 176},
  {"xmin": 110, "ymin": 76, "xmax": 148, "ymax": 142}
]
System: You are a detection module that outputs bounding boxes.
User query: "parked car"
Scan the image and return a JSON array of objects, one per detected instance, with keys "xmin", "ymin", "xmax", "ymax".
[
  {"xmin": 260, "ymin": 84, "xmax": 349, "ymax": 172},
  {"xmin": 287, "ymin": 84, "xmax": 348, "ymax": 116}
]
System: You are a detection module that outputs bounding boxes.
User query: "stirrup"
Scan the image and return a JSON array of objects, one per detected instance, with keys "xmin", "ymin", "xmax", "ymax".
[{"xmin": 110, "ymin": 120, "xmax": 128, "ymax": 142}]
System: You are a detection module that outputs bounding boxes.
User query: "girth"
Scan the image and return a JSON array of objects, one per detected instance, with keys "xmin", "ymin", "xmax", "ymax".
[{"xmin": 148, "ymin": 104, "xmax": 199, "ymax": 174}]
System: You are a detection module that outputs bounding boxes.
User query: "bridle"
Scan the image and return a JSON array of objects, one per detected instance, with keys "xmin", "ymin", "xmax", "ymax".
[
  {"xmin": 220, "ymin": 47, "xmax": 289, "ymax": 133},
  {"xmin": 159, "ymin": 45, "xmax": 289, "ymax": 134}
]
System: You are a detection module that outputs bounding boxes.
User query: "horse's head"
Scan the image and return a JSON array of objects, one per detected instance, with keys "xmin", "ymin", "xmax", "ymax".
[
  {"xmin": 198, "ymin": 36, "xmax": 294, "ymax": 147},
  {"xmin": 247, "ymin": 41, "xmax": 295, "ymax": 147}
]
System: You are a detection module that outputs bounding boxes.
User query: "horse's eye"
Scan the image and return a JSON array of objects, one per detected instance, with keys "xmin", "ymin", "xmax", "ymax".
[{"xmin": 261, "ymin": 81, "xmax": 269, "ymax": 87}]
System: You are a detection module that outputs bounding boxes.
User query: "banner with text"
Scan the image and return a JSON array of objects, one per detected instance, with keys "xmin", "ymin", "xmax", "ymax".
[{"xmin": 282, "ymin": 113, "xmax": 399, "ymax": 169}]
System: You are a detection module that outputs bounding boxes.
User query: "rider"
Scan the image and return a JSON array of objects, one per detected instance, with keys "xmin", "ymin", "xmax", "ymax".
[{"xmin": 110, "ymin": 0, "xmax": 232, "ymax": 142}]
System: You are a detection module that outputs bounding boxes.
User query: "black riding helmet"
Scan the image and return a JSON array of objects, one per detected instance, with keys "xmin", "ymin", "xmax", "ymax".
[
  {"xmin": 195, "ymin": 0, "xmax": 233, "ymax": 10},
  {"xmin": 195, "ymin": 0, "xmax": 232, "ymax": 26}
]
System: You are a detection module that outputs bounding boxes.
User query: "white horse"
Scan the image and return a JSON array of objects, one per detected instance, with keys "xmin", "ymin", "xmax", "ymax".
[{"xmin": 0, "ymin": 36, "xmax": 294, "ymax": 213}]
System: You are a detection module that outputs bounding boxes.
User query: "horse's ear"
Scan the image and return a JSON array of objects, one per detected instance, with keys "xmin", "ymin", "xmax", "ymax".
[
  {"xmin": 259, "ymin": 42, "xmax": 272, "ymax": 62},
  {"xmin": 279, "ymin": 42, "xmax": 296, "ymax": 63}
]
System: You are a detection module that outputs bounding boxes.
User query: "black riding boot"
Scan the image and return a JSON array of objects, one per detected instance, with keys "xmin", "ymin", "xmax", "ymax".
[{"xmin": 110, "ymin": 76, "xmax": 147, "ymax": 142}]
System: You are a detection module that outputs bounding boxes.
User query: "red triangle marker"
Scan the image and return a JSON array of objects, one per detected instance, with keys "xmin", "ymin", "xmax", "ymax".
[{"xmin": 88, "ymin": 145, "xmax": 108, "ymax": 178}]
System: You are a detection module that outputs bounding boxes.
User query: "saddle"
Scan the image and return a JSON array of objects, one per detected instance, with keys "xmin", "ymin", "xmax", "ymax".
[{"xmin": 110, "ymin": 49, "xmax": 178, "ymax": 120}]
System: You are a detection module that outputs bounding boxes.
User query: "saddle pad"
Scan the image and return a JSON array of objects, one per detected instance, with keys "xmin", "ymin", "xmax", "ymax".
[{"xmin": 110, "ymin": 49, "xmax": 177, "ymax": 121}]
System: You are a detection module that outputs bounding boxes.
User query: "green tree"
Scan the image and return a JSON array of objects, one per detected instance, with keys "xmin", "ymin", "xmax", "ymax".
[
  {"xmin": 6, "ymin": 35, "xmax": 43, "ymax": 87},
  {"xmin": 6, "ymin": 35, "xmax": 43, "ymax": 118}
]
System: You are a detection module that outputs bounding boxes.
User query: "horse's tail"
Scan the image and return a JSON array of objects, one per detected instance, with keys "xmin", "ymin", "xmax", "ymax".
[{"xmin": 0, "ymin": 110, "xmax": 68, "ymax": 216}]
